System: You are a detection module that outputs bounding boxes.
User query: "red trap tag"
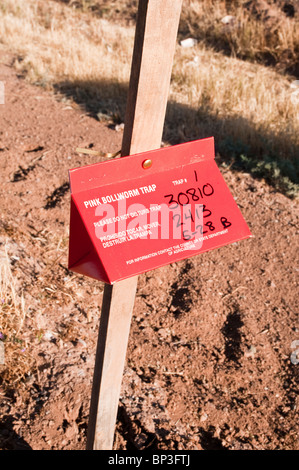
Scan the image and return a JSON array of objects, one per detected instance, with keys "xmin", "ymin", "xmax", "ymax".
[{"xmin": 68, "ymin": 137, "xmax": 252, "ymax": 284}]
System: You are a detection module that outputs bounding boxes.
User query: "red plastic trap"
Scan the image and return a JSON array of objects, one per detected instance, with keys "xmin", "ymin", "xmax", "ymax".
[{"xmin": 68, "ymin": 137, "xmax": 252, "ymax": 284}]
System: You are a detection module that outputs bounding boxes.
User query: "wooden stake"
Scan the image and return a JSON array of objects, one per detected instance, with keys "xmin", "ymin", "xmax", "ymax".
[
  {"xmin": 86, "ymin": 277, "xmax": 138, "ymax": 450},
  {"xmin": 86, "ymin": 0, "xmax": 183, "ymax": 450}
]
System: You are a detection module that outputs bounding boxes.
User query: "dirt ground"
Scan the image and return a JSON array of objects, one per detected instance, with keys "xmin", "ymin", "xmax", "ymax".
[{"xmin": 0, "ymin": 49, "xmax": 298, "ymax": 451}]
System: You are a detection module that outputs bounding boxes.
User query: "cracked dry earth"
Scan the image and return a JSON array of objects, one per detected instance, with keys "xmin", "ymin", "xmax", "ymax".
[{"xmin": 0, "ymin": 54, "xmax": 298, "ymax": 451}]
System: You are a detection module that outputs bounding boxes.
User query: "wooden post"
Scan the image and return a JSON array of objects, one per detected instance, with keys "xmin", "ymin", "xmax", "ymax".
[{"xmin": 86, "ymin": 0, "xmax": 183, "ymax": 450}]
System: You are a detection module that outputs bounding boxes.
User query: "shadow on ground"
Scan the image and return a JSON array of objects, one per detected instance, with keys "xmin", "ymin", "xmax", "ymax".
[
  {"xmin": 0, "ymin": 416, "xmax": 32, "ymax": 450},
  {"xmin": 54, "ymin": 78, "xmax": 299, "ymax": 198}
]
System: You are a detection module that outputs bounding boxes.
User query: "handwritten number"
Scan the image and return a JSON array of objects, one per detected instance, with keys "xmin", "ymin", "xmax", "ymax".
[
  {"xmin": 184, "ymin": 208, "xmax": 194, "ymax": 223},
  {"xmin": 196, "ymin": 224, "xmax": 203, "ymax": 235},
  {"xmin": 220, "ymin": 217, "xmax": 232, "ymax": 229},
  {"xmin": 173, "ymin": 213, "xmax": 184, "ymax": 228},
  {"xmin": 205, "ymin": 221, "xmax": 215, "ymax": 231},
  {"xmin": 178, "ymin": 192, "xmax": 189, "ymax": 205},
  {"xmin": 196, "ymin": 205, "xmax": 212, "ymax": 219},
  {"xmin": 203, "ymin": 183, "xmax": 214, "ymax": 197},
  {"xmin": 164, "ymin": 180, "xmax": 220, "ymax": 241},
  {"xmin": 164, "ymin": 194, "xmax": 178, "ymax": 209},
  {"xmin": 183, "ymin": 230, "xmax": 191, "ymax": 240},
  {"xmin": 186, "ymin": 188, "xmax": 200, "ymax": 201},
  {"xmin": 164, "ymin": 183, "xmax": 214, "ymax": 208}
]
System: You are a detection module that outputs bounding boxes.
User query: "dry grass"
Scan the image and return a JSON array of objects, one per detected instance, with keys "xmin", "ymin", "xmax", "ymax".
[
  {"xmin": 0, "ymin": 0, "xmax": 134, "ymax": 86},
  {"xmin": 180, "ymin": 0, "xmax": 299, "ymax": 75},
  {"xmin": 54, "ymin": 0, "xmax": 299, "ymax": 75},
  {"xmin": 0, "ymin": 0, "xmax": 298, "ymax": 173},
  {"xmin": 0, "ymin": 243, "xmax": 34, "ymax": 390},
  {"xmin": 0, "ymin": 2, "xmax": 297, "ymax": 141},
  {"xmin": 0, "ymin": 1, "xmax": 297, "ymax": 132},
  {"xmin": 168, "ymin": 43, "xmax": 299, "ymax": 162}
]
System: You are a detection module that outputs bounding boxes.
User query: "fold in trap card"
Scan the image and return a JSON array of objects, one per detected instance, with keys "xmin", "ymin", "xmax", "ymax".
[{"xmin": 68, "ymin": 137, "xmax": 252, "ymax": 284}]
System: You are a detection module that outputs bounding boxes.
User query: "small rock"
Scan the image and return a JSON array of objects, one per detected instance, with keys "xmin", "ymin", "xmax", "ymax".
[
  {"xmin": 180, "ymin": 38, "xmax": 197, "ymax": 48},
  {"xmin": 96, "ymin": 111, "xmax": 111, "ymax": 122},
  {"xmin": 290, "ymin": 80, "xmax": 299, "ymax": 89},
  {"xmin": 77, "ymin": 338, "xmax": 87, "ymax": 348},
  {"xmin": 77, "ymin": 369, "xmax": 85, "ymax": 377},
  {"xmin": 221, "ymin": 15, "xmax": 236, "ymax": 25},
  {"xmin": 43, "ymin": 330, "xmax": 57, "ymax": 341},
  {"xmin": 244, "ymin": 345, "xmax": 257, "ymax": 358},
  {"xmin": 115, "ymin": 123, "xmax": 124, "ymax": 132},
  {"xmin": 158, "ymin": 328, "xmax": 169, "ymax": 340}
]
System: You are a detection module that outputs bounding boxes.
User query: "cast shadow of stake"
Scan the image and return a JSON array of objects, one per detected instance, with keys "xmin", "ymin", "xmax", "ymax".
[
  {"xmin": 221, "ymin": 304, "xmax": 244, "ymax": 366},
  {"xmin": 53, "ymin": 78, "xmax": 298, "ymax": 197},
  {"xmin": 0, "ymin": 416, "xmax": 32, "ymax": 450}
]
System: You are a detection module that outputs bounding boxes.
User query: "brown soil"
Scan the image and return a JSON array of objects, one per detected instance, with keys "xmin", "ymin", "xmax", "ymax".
[{"xmin": 0, "ymin": 50, "xmax": 298, "ymax": 451}]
